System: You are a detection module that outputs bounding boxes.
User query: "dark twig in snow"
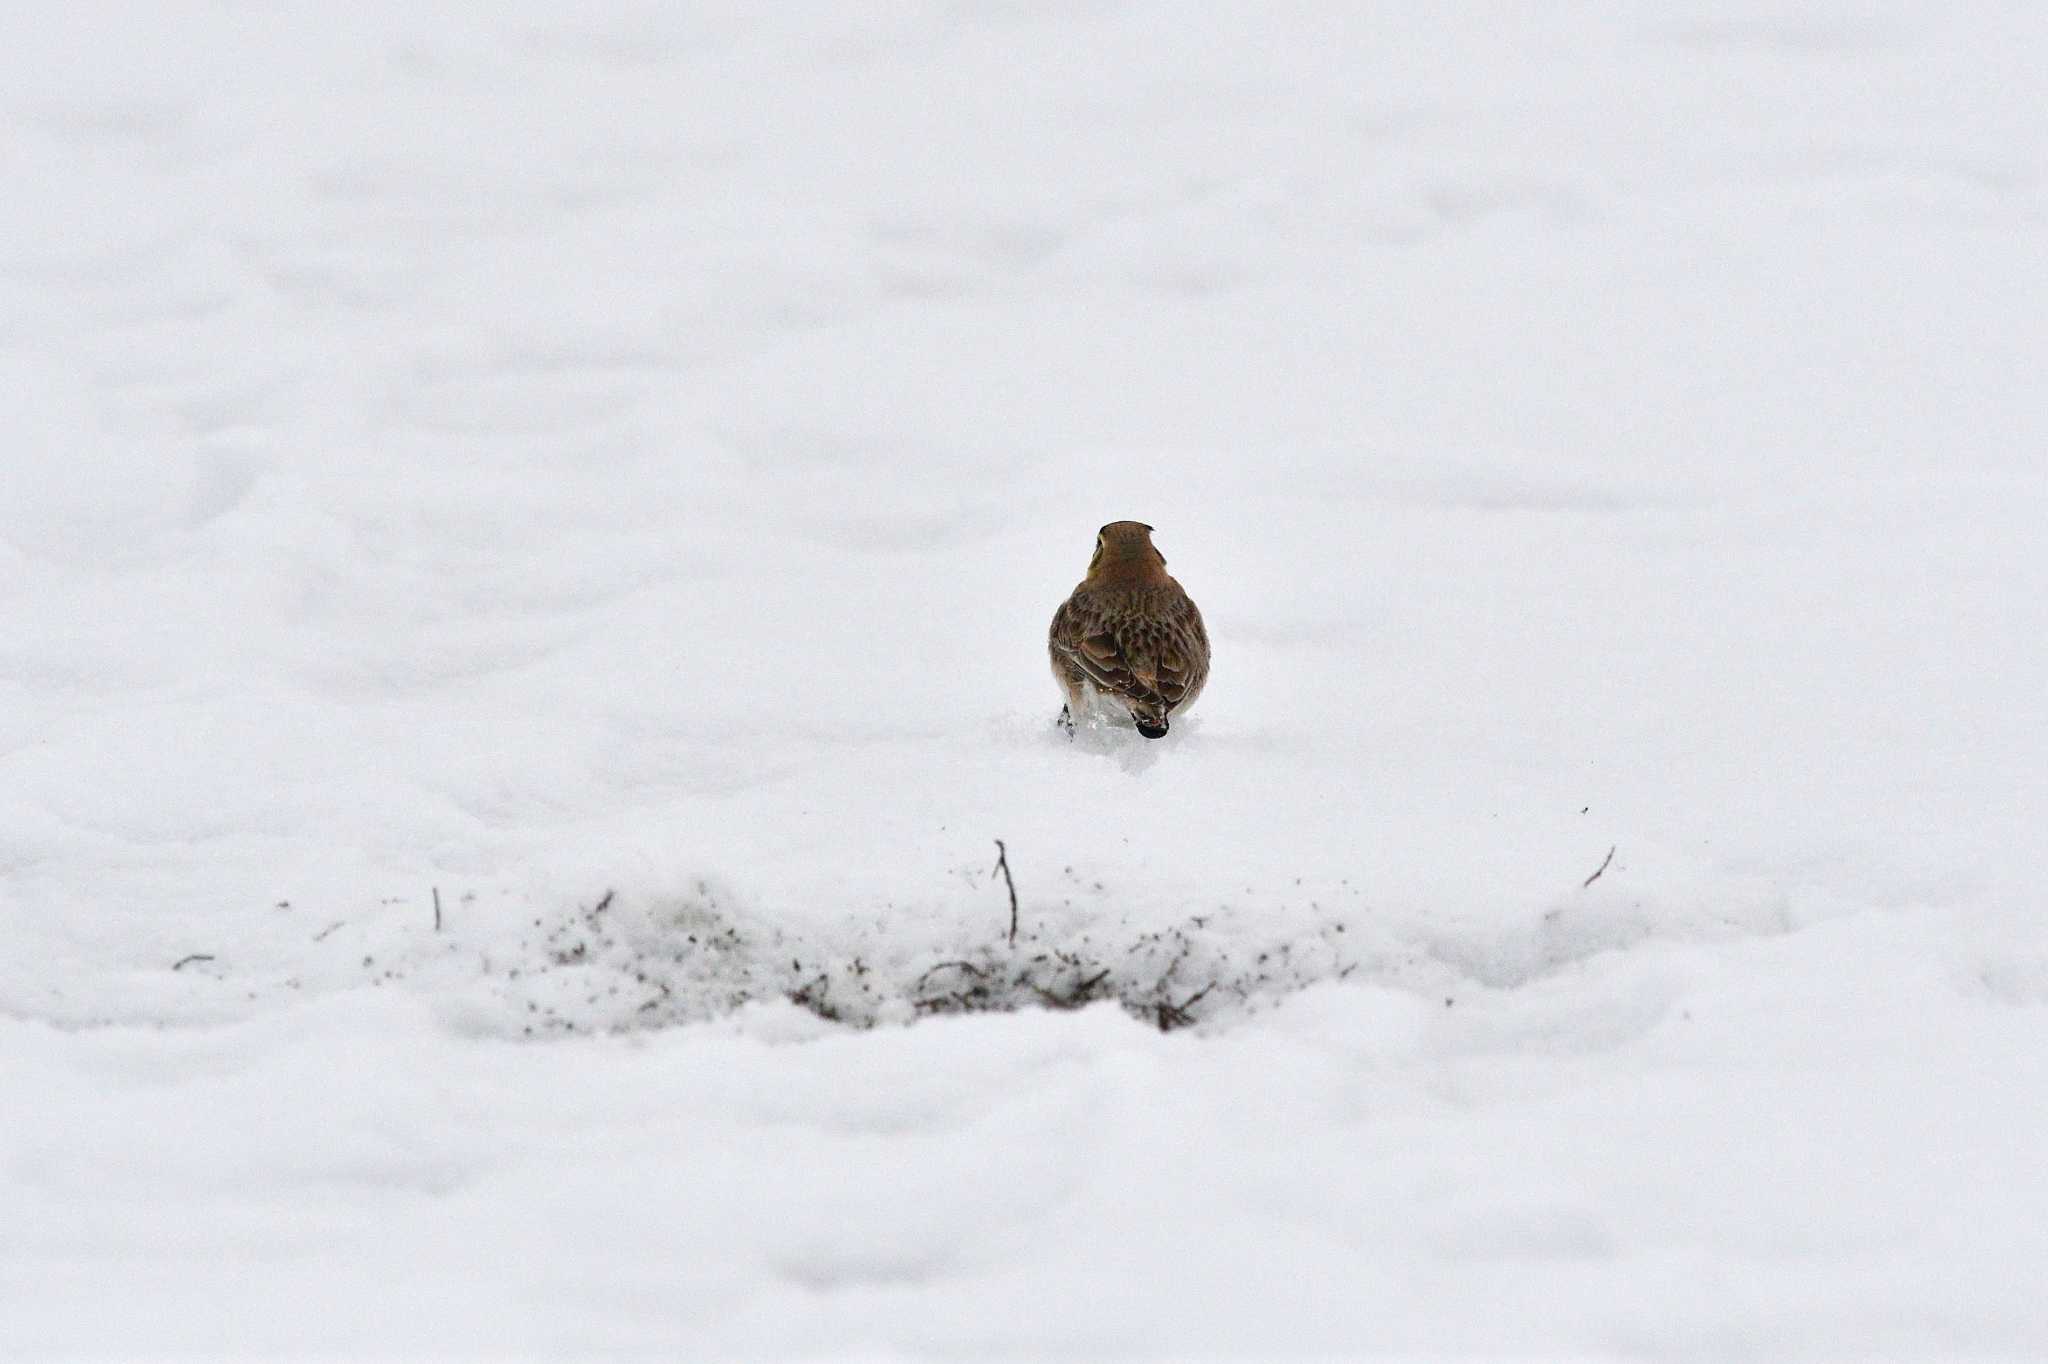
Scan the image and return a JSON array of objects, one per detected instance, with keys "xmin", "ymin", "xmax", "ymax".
[
  {"xmin": 312, "ymin": 921, "xmax": 346, "ymax": 942},
  {"xmin": 172, "ymin": 954, "xmax": 215, "ymax": 972},
  {"xmin": 1582, "ymin": 844, "xmax": 1617, "ymax": 889},
  {"xmin": 1154, "ymin": 982, "xmax": 1215, "ymax": 1032},
  {"xmin": 432, "ymin": 886, "xmax": 443, "ymax": 932},
  {"xmin": 915, "ymin": 960, "xmax": 988, "ymax": 989},
  {"xmin": 992, "ymin": 839, "xmax": 1020, "ymax": 946},
  {"xmin": 788, "ymin": 973, "xmax": 839, "ymax": 1022}
]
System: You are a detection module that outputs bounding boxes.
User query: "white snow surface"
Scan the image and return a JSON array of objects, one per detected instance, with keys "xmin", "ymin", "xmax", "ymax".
[{"xmin": 5, "ymin": 2, "xmax": 2048, "ymax": 1358}]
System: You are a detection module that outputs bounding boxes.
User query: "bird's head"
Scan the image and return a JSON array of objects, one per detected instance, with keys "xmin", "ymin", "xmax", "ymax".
[{"xmin": 1087, "ymin": 520, "xmax": 1170, "ymax": 584}]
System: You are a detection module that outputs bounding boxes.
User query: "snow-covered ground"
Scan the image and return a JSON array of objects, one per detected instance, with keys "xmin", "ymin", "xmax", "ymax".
[{"xmin": 5, "ymin": 2, "xmax": 2047, "ymax": 1357}]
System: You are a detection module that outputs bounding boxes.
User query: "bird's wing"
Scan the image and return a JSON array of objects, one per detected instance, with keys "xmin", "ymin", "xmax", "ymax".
[{"xmin": 1052, "ymin": 597, "xmax": 1138, "ymax": 697}]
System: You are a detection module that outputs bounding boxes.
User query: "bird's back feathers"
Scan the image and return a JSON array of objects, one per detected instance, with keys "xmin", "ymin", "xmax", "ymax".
[{"xmin": 1049, "ymin": 580, "xmax": 1208, "ymax": 736}]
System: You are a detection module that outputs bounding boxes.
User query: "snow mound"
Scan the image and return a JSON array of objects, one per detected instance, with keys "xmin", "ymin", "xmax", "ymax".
[
  {"xmin": 429, "ymin": 880, "xmax": 1361, "ymax": 1036},
  {"xmin": 228, "ymin": 848, "xmax": 1815, "ymax": 1043}
]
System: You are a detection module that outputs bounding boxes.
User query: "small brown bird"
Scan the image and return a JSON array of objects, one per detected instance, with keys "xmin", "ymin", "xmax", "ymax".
[{"xmin": 1048, "ymin": 521, "xmax": 1209, "ymax": 739}]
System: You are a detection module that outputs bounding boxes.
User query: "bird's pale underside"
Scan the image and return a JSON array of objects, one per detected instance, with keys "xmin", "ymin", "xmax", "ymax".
[{"xmin": 1048, "ymin": 521, "xmax": 1209, "ymax": 739}]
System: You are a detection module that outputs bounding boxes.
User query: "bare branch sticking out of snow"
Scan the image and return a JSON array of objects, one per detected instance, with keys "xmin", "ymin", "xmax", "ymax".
[
  {"xmin": 1582, "ymin": 845, "xmax": 1617, "ymax": 889},
  {"xmin": 992, "ymin": 839, "xmax": 1020, "ymax": 946}
]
